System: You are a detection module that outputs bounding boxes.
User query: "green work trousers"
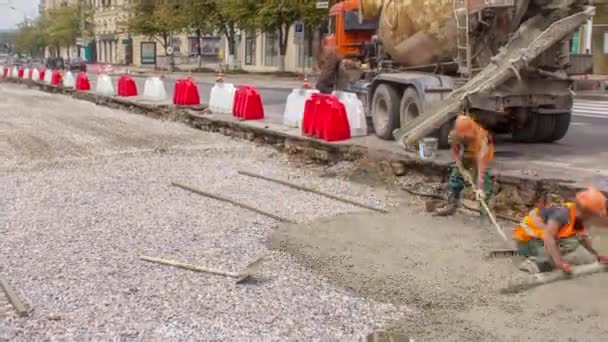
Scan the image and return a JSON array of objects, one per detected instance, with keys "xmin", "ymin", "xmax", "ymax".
[
  {"xmin": 448, "ymin": 167, "xmax": 493, "ymax": 216},
  {"xmin": 517, "ymin": 237, "xmax": 581, "ymax": 272}
]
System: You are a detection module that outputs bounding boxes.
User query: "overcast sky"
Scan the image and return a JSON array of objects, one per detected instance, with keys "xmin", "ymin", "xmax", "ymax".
[{"xmin": 0, "ymin": 0, "xmax": 39, "ymax": 30}]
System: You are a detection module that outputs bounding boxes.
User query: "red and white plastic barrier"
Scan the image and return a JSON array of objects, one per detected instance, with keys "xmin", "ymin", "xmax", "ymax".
[
  {"xmin": 44, "ymin": 69, "xmax": 53, "ymax": 84},
  {"xmin": 143, "ymin": 77, "xmax": 167, "ymax": 101},
  {"xmin": 302, "ymin": 93, "xmax": 350, "ymax": 142},
  {"xmin": 75, "ymin": 72, "xmax": 91, "ymax": 91},
  {"xmin": 173, "ymin": 78, "xmax": 200, "ymax": 105},
  {"xmin": 233, "ymin": 85, "xmax": 264, "ymax": 120},
  {"xmin": 51, "ymin": 70, "xmax": 63, "ymax": 86},
  {"xmin": 209, "ymin": 81, "xmax": 236, "ymax": 114},
  {"xmin": 332, "ymin": 91, "xmax": 368, "ymax": 137},
  {"xmin": 63, "ymin": 71, "xmax": 75, "ymax": 88},
  {"xmin": 96, "ymin": 74, "xmax": 115, "ymax": 96},
  {"xmin": 117, "ymin": 75, "xmax": 138, "ymax": 97},
  {"xmin": 283, "ymin": 88, "xmax": 318, "ymax": 127}
]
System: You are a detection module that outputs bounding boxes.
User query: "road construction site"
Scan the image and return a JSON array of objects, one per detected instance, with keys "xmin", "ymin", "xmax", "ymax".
[{"xmin": 2, "ymin": 83, "xmax": 608, "ymax": 340}]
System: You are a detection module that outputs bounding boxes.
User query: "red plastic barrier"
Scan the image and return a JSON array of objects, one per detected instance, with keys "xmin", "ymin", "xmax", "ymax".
[
  {"xmin": 2, "ymin": 67, "xmax": 8, "ymax": 78},
  {"xmin": 39, "ymin": 69, "xmax": 46, "ymax": 81},
  {"xmin": 322, "ymin": 100, "xmax": 350, "ymax": 142},
  {"xmin": 51, "ymin": 70, "xmax": 62, "ymax": 86},
  {"xmin": 302, "ymin": 93, "xmax": 350, "ymax": 142},
  {"xmin": 232, "ymin": 85, "xmax": 264, "ymax": 120},
  {"xmin": 173, "ymin": 78, "xmax": 199, "ymax": 105},
  {"xmin": 117, "ymin": 75, "xmax": 138, "ymax": 97},
  {"xmin": 18, "ymin": 67, "xmax": 24, "ymax": 79},
  {"xmin": 173, "ymin": 79, "xmax": 184, "ymax": 104},
  {"xmin": 75, "ymin": 72, "xmax": 91, "ymax": 91},
  {"xmin": 303, "ymin": 93, "xmax": 331, "ymax": 136}
]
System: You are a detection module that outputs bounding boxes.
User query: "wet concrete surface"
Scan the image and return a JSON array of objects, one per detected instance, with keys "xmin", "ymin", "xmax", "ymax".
[{"xmin": 270, "ymin": 199, "xmax": 608, "ymax": 341}]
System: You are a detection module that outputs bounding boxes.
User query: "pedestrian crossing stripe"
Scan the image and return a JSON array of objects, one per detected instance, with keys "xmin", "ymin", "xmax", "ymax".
[{"xmin": 572, "ymin": 99, "xmax": 608, "ymax": 118}]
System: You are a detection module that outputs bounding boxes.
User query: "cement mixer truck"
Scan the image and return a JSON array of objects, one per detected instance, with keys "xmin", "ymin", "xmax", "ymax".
[{"xmin": 325, "ymin": 0, "xmax": 595, "ymax": 147}]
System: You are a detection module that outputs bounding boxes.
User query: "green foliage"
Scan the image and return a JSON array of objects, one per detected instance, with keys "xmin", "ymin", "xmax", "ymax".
[
  {"xmin": 45, "ymin": 5, "xmax": 80, "ymax": 49},
  {"xmin": 123, "ymin": 0, "xmax": 188, "ymax": 53},
  {"xmin": 14, "ymin": 19, "xmax": 47, "ymax": 56}
]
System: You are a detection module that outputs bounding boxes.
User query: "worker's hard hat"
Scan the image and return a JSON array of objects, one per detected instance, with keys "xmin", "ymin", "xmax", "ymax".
[
  {"xmin": 576, "ymin": 187, "xmax": 607, "ymax": 216},
  {"xmin": 454, "ymin": 115, "xmax": 477, "ymax": 137}
]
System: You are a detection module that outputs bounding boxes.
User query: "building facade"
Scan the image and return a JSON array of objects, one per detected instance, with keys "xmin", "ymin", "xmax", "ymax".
[
  {"xmin": 230, "ymin": 25, "xmax": 318, "ymax": 74},
  {"xmin": 93, "ymin": 0, "xmax": 131, "ymax": 64}
]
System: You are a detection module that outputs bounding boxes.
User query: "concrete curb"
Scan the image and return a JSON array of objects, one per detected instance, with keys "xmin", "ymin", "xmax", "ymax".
[{"xmin": 1, "ymin": 77, "xmax": 594, "ymax": 217}]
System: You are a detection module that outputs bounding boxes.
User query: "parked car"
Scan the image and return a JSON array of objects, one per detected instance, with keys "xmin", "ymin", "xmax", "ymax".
[
  {"xmin": 45, "ymin": 57, "xmax": 65, "ymax": 70},
  {"xmin": 66, "ymin": 57, "xmax": 87, "ymax": 72}
]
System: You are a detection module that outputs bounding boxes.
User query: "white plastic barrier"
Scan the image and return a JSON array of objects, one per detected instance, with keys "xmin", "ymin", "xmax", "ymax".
[
  {"xmin": 208, "ymin": 82, "xmax": 236, "ymax": 114},
  {"xmin": 44, "ymin": 69, "xmax": 53, "ymax": 84},
  {"xmin": 142, "ymin": 77, "xmax": 167, "ymax": 101},
  {"xmin": 32, "ymin": 68, "xmax": 40, "ymax": 81},
  {"xmin": 333, "ymin": 90, "xmax": 368, "ymax": 137},
  {"xmin": 283, "ymin": 88, "xmax": 318, "ymax": 127},
  {"xmin": 11, "ymin": 66, "xmax": 18, "ymax": 79},
  {"xmin": 96, "ymin": 74, "xmax": 115, "ymax": 96},
  {"xmin": 23, "ymin": 68, "xmax": 30, "ymax": 80},
  {"xmin": 63, "ymin": 71, "xmax": 75, "ymax": 88}
]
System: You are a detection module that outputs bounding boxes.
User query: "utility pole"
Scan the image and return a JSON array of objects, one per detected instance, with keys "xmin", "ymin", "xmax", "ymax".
[{"xmin": 79, "ymin": 0, "xmax": 86, "ymax": 60}]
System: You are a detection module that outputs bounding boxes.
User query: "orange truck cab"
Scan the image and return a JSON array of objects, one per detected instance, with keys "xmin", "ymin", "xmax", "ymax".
[{"xmin": 324, "ymin": 0, "xmax": 377, "ymax": 59}]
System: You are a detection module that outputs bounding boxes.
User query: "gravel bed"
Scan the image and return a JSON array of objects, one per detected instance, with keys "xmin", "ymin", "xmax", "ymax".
[{"xmin": 1, "ymin": 133, "xmax": 408, "ymax": 339}]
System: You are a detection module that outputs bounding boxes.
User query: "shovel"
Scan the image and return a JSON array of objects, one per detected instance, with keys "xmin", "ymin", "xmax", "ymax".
[
  {"xmin": 457, "ymin": 165, "xmax": 514, "ymax": 248},
  {"xmin": 141, "ymin": 255, "xmax": 265, "ymax": 284}
]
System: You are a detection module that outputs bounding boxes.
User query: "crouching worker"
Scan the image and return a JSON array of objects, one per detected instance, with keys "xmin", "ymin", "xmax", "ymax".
[
  {"xmin": 513, "ymin": 187, "xmax": 608, "ymax": 273},
  {"xmin": 435, "ymin": 115, "xmax": 494, "ymax": 219},
  {"xmin": 315, "ymin": 46, "xmax": 363, "ymax": 94}
]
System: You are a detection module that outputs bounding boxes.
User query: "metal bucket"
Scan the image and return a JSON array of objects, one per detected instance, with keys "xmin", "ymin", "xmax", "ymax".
[{"xmin": 418, "ymin": 137, "xmax": 438, "ymax": 160}]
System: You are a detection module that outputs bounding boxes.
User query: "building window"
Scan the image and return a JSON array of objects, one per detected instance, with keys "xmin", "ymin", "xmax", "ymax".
[
  {"xmin": 188, "ymin": 36, "xmax": 221, "ymax": 56},
  {"xmin": 245, "ymin": 30, "xmax": 256, "ymax": 65},
  {"xmin": 264, "ymin": 31, "xmax": 279, "ymax": 67}
]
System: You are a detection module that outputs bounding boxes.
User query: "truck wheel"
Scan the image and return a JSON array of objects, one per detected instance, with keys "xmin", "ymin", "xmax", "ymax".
[
  {"xmin": 437, "ymin": 118, "xmax": 454, "ymax": 149},
  {"xmin": 399, "ymin": 87, "xmax": 422, "ymax": 128},
  {"xmin": 545, "ymin": 112, "xmax": 571, "ymax": 142},
  {"xmin": 535, "ymin": 115, "xmax": 556, "ymax": 142},
  {"xmin": 372, "ymin": 83, "xmax": 401, "ymax": 140},
  {"xmin": 512, "ymin": 112, "xmax": 539, "ymax": 143}
]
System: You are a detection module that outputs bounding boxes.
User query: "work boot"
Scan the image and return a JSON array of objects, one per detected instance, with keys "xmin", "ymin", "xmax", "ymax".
[{"xmin": 433, "ymin": 193, "xmax": 460, "ymax": 216}]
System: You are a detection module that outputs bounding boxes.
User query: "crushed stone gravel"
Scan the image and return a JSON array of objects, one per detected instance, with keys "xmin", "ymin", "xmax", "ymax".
[{"xmin": 0, "ymin": 84, "xmax": 408, "ymax": 340}]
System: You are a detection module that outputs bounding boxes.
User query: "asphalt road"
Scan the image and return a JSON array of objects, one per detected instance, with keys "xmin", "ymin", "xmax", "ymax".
[
  {"xmin": 78, "ymin": 73, "xmax": 608, "ymax": 187},
  {"xmin": 85, "ymin": 74, "xmax": 292, "ymax": 125}
]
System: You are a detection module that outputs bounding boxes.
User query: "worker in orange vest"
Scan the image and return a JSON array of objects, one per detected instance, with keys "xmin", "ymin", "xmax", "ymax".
[
  {"xmin": 513, "ymin": 187, "xmax": 608, "ymax": 273},
  {"xmin": 435, "ymin": 115, "xmax": 494, "ymax": 219}
]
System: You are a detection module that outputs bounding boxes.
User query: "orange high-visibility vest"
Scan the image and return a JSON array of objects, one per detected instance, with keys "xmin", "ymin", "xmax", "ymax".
[
  {"xmin": 513, "ymin": 202, "xmax": 582, "ymax": 242},
  {"xmin": 452, "ymin": 126, "xmax": 495, "ymax": 164}
]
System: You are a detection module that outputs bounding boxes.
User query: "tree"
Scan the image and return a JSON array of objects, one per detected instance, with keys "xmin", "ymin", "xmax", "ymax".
[
  {"xmin": 180, "ymin": 0, "xmax": 215, "ymax": 69},
  {"xmin": 204, "ymin": 0, "xmax": 258, "ymax": 70},
  {"xmin": 45, "ymin": 5, "xmax": 82, "ymax": 57},
  {"xmin": 123, "ymin": 0, "xmax": 188, "ymax": 70},
  {"xmin": 14, "ymin": 19, "xmax": 47, "ymax": 57},
  {"xmin": 256, "ymin": 0, "xmax": 317, "ymax": 72}
]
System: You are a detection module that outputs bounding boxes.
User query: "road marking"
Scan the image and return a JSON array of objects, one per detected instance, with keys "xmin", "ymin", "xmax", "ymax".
[{"xmin": 573, "ymin": 99, "xmax": 608, "ymax": 119}]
